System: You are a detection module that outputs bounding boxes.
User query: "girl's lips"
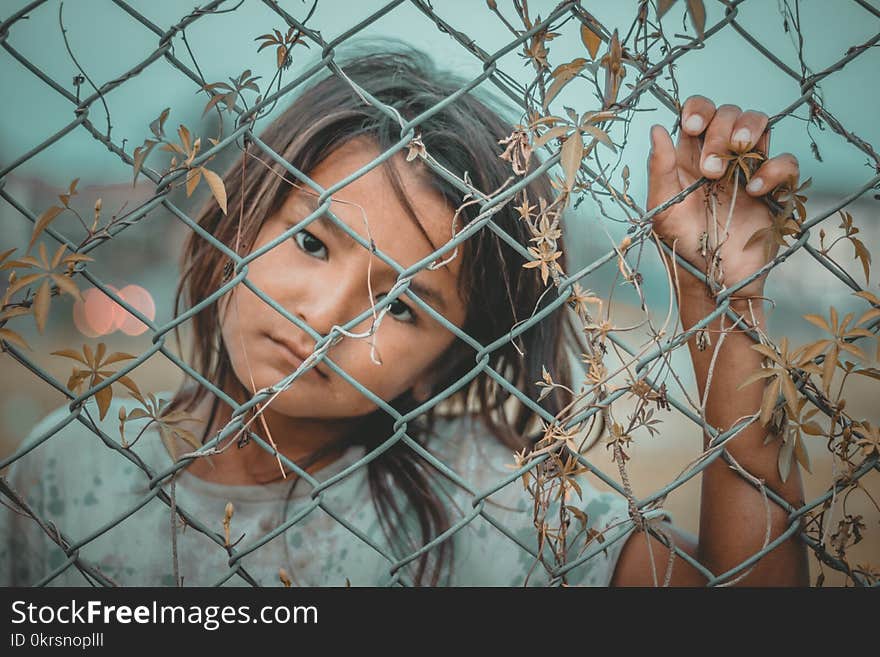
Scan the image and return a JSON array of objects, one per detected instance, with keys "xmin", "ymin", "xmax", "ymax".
[{"xmin": 267, "ymin": 335, "xmax": 327, "ymax": 379}]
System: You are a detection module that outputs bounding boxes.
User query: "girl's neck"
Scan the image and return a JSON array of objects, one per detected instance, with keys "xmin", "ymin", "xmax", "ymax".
[{"xmin": 172, "ymin": 389, "xmax": 357, "ymax": 486}]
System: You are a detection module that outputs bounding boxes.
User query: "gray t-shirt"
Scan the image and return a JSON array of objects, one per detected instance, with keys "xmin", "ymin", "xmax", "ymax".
[{"xmin": 1, "ymin": 394, "xmax": 630, "ymax": 586}]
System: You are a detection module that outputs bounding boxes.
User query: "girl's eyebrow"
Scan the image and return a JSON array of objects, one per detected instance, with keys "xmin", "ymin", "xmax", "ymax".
[{"xmin": 290, "ymin": 194, "xmax": 449, "ymax": 312}]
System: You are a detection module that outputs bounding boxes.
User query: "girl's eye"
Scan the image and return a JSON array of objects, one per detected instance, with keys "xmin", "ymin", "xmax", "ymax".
[
  {"xmin": 292, "ymin": 229, "xmax": 327, "ymax": 259},
  {"xmin": 377, "ymin": 293, "xmax": 416, "ymax": 324}
]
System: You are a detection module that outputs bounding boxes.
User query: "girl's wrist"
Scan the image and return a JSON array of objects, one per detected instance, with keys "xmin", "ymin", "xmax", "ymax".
[{"xmin": 677, "ymin": 283, "xmax": 767, "ymax": 331}]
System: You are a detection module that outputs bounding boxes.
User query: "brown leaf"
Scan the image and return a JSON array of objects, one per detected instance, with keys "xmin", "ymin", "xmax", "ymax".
[
  {"xmin": 561, "ymin": 130, "xmax": 584, "ymax": 192},
  {"xmin": 581, "ymin": 22, "xmax": 601, "ymax": 59},
  {"xmin": 794, "ymin": 339, "xmax": 830, "ymax": 366},
  {"xmin": 28, "ymin": 206, "xmax": 64, "ymax": 253},
  {"xmin": 169, "ymin": 426, "xmax": 201, "ymax": 452},
  {"xmin": 33, "ymin": 278, "xmax": 51, "ymax": 334},
  {"xmin": 581, "ymin": 124, "xmax": 615, "ymax": 151},
  {"xmin": 158, "ymin": 409, "xmax": 197, "ymax": 424},
  {"xmin": 51, "ymin": 348, "xmax": 88, "ymax": 364},
  {"xmin": 760, "ymin": 376, "xmax": 780, "ymax": 427},
  {"xmin": 7, "ymin": 272, "xmax": 45, "ymax": 296},
  {"xmin": 855, "ymin": 308, "xmax": 880, "ymax": 327},
  {"xmin": 850, "ymin": 236, "xmax": 871, "ymax": 286},
  {"xmin": 132, "ymin": 140, "xmax": 156, "ymax": 186},
  {"xmin": 532, "ymin": 126, "xmax": 570, "ymax": 149},
  {"xmin": 737, "ymin": 367, "xmax": 775, "ymax": 390},
  {"xmin": 201, "ymin": 167, "xmax": 228, "ymax": 214},
  {"xmin": 821, "ymin": 344, "xmax": 838, "ymax": 395},
  {"xmin": 50, "ymin": 244, "xmax": 68, "ymax": 270},
  {"xmin": 793, "ymin": 434, "xmax": 812, "ymax": 474},
  {"xmin": 116, "ymin": 375, "xmax": 144, "ymax": 403},
  {"xmin": 0, "ymin": 328, "xmax": 31, "ymax": 351},
  {"xmin": 0, "ymin": 306, "xmax": 31, "ymax": 322},
  {"xmin": 185, "ymin": 167, "xmax": 201, "ymax": 197},
  {"xmin": 657, "ymin": 0, "xmax": 677, "ymax": 18},
  {"xmin": 778, "ymin": 434, "xmax": 795, "ymax": 482},
  {"xmin": 93, "ymin": 376, "xmax": 113, "ymax": 421},
  {"xmin": 686, "ymin": 0, "xmax": 706, "ymax": 40},
  {"xmin": 178, "ymin": 124, "xmax": 192, "ymax": 155},
  {"xmin": 801, "ymin": 421, "xmax": 824, "ymax": 436},
  {"xmin": 750, "ymin": 342, "xmax": 781, "ymax": 364},
  {"xmin": 102, "ymin": 351, "xmax": 136, "ymax": 367},
  {"xmin": 276, "ymin": 45, "xmax": 287, "ymax": 69},
  {"xmin": 779, "ymin": 371, "xmax": 799, "ymax": 415},
  {"xmin": 853, "ymin": 290, "xmax": 880, "ymax": 306},
  {"xmin": 802, "ymin": 313, "xmax": 830, "ymax": 333},
  {"xmin": 49, "ymin": 274, "xmax": 82, "ymax": 300},
  {"xmin": 543, "ymin": 58, "xmax": 587, "ymax": 109},
  {"xmin": 839, "ymin": 342, "xmax": 866, "ymax": 361}
]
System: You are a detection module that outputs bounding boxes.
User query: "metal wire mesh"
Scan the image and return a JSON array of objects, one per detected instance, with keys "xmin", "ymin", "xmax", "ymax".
[{"xmin": 1, "ymin": 0, "xmax": 878, "ymax": 587}]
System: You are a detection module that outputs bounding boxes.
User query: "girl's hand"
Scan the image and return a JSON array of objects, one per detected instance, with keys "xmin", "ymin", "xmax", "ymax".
[{"xmin": 645, "ymin": 96, "xmax": 800, "ymax": 306}]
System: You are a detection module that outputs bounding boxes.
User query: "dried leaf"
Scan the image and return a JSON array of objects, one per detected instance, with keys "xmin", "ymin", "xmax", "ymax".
[
  {"xmin": 201, "ymin": 167, "xmax": 228, "ymax": 214},
  {"xmin": 185, "ymin": 167, "xmax": 201, "ymax": 198},
  {"xmin": 793, "ymin": 434, "xmax": 812, "ymax": 473},
  {"xmin": 581, "ymin": 124, "xmax": 616, "ymax": 151},
  {"xmin": 802, "ymin": 313, "xmax": 830, "ymax": 333},
  {"xmin": 657, "ymin": 0, "xmax": 676, "ymax": 18},
  {"xmin": 850, "ymin": 236, "xmax": 871, "ymax": 286},
  {"xmin": 686, "ymin": 0, "xmax": 706, "ymax": 40},
  {"xmin": 855, "ymin": 308, "xmax": 880, "ymax": 327},
  {"xmin": 102, "ymin": 351, "xmax": 137, "ymax": 366},
  {"xmin": 0, "ymin": 328, "xmax": 30, "ymax": 351},
  {"xmin": 32, "ymin": 278, "xmax": 51, "ymax": 334},
  {"xmin": 51, "ymin": 348, "xmax": 88, "ymax": 364},
  {"xmin": 853, "ymin": 290, "xmax": 880, "ymax": 306},
  {"xmin": 801, "ymin": 421, "xmax": 824, "ymax": 436},
  {"xmin": 795, "ymin": 340, "xmax": 829, "ymax": 367},
  {"xmin": 543, "ymin": 58, "xmax": 587, "ymax": 109},
  {"xmin": 93, "ymin": 376, "xmax": 113, "ymax": 421},
  {"xmin": 7, "ymin": 272, "xmax": 45, "ymax": 296},
  {"xmin": 760, "ymin": 376, "xmax": 780, "ymax": 427},
  {"xmin": 532, "ymin": 125, "xmax": 570, "ymax": 149},
  {"xmin": 49, "ymin": 273, "xmax": 82, "ymax": 300},
  {"xmin": 560, "ymin": 130, "xmax": 584, "ymax": 192},
  {"xmin": 737, "ymin": 367, "xmax": 775, "ymax": 390},
  {"xmin": 779, "ymin": 371, "xmax": 799, "ymax": 415},
  {"xmin": 580, "ymin": 22, "xmax": 601, "ymax": 59},
  {"xmin": 821, "ymin": 344, "xmax": 838, "ymax": 395},
  {"xmin": 778, "ymin": 434, "xmax": 795, "ymax": 482},
  {"xmin": 28, "ymin": 206, "xmax": 64, "ymax": 253}
]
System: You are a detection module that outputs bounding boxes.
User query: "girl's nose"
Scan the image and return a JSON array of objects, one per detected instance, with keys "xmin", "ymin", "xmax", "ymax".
[{"xmin": 295, "ymin": 266, "xmax": 373, "ymax": 340}]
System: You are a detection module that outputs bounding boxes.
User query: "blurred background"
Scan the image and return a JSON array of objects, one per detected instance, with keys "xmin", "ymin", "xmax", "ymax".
[{"xmin": 1, "ymin": 0, "xmax": 878, "ymax": 584}]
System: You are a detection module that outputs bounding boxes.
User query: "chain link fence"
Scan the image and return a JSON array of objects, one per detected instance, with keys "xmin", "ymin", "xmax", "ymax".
[{"xmin": 0, "ymin": 0, "xmax": 878, "ymax": 587}]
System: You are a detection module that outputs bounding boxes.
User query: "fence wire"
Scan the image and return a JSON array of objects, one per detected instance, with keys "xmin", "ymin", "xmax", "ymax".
[{"xmin": 0, "ymin": 0, "xmax": 878, "ymax": 587}]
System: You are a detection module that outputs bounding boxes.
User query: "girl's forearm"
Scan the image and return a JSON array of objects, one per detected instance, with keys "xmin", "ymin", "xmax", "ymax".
[{"xmin": 678, "ymin": 291, "xmax": 811, "ymax": 586}]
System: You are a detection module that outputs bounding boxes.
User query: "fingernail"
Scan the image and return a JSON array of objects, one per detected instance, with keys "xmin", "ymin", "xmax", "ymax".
[
  {"xmin": 704, "ymin": 154, "xmax": 723, "ymax": 174},
  {"xmin": 684, "ymin": 114, "xmax": 704, "ymax": 132},
  {"xmin": 746, "ymin": 176, "xmax": 764, "ymax": 193},
  {"xmin": 732, "ymin": 128, "xmax": 752, "ymax": 148}
]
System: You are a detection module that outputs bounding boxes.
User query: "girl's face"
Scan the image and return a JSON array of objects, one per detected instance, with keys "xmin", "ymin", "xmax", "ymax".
[{"xmin": 218, "ymin": 137, "xmax": 467, "ymax": 421}]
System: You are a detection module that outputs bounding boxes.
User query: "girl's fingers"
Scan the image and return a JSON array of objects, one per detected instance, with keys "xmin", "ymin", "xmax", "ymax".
[
  {"xmin": 744, "ymin": 153, "xmax": 800, "ymax": 196},
  {"xmin": 680, "ymin": 95, "xmax": 717, "ymax": 136},
  {"xmin": 699, "ymin": 104, "xmax": 741, "ymax": 178},
  {"xmin": 730, "ymin": 110, "xmax": 769, "ymax": 152},
  {"xmin": 676, "ymin": 96, "xmax": 716, "ymax": 176}
]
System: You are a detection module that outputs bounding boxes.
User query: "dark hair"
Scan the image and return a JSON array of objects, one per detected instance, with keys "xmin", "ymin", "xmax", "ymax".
[{"xmin": 168, "ymin": 44, "xmax": 586, "ymax": 585}]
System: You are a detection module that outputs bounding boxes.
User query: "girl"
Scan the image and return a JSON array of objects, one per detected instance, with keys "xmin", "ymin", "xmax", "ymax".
[{"xmin": 1, "ymin": 47, "xmax": 808, "ymax": 586}]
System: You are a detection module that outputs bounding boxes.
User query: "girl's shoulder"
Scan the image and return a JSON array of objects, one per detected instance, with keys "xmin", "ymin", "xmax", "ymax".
[
  {"xmin": 8, "ymin": 392, "xmax": 174, "ymax": 482},
  {"xmin": 425, "ymin": 413, "xmax": 632, "ymax": 586}
]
